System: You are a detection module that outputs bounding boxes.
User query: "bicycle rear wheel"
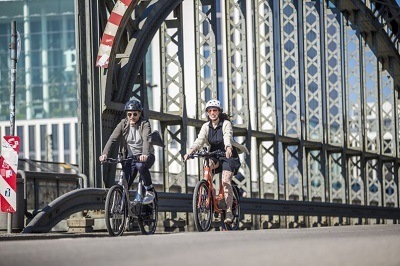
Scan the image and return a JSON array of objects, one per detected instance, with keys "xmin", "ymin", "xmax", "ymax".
[
  {"xmin": 223, "ymin": 186, "xmax": 241, "ymax": 231},
  {"xmin": 138, "ymin": 194, "xmax": 158, "ymax": 235},
  {"xmin": 193, "ymin": 179, "xmax": 213, "ymax": 232},
  {"xmin": 105, "ymin": 185, "xmax": 127, "ymax": 236}
]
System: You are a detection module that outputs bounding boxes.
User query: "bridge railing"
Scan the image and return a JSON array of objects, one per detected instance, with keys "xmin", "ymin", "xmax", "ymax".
[
  {"xmin": 0, "ymin": 159, "xmax": 86, "ymax": 231},
  {"xmin": 20, "ymin": 187, "xmax": 400, "ymax": 233}
]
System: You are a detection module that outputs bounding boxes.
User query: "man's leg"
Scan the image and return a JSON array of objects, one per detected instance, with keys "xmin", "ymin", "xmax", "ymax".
[{"xmin": 137, "ymin": 155, "xmax": 156, "ymax": 204}]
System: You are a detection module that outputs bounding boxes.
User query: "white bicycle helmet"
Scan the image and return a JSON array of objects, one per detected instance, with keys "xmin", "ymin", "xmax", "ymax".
[{"xmin": 205, "ymin": 99, "xmax": 222, "ymax": 112}]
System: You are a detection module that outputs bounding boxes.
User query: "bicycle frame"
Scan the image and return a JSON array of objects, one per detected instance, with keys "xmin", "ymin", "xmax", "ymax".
[
  {"xmin": 202, "ymin": 159, "xmax": 225, "ymax": 213},
  {"xmin": 190, "ymin": 149, "xmax": 241, "ymax": 231},
  {"xmin": 104, "ymin": 154, "xmax": 159, "ymax": 236},
  {"xmin": 116, "ymin": 169, "xmax": 142, "ymax": 218},
  {"xmin": 106, "ymin": 155, "xmax": 145, "ymax": 218}
]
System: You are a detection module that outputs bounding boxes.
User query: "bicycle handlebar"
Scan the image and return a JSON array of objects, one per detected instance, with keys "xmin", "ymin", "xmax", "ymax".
[
  {"xmin": 102, "ymin": 155, "xmax": 139, "ymax": 164},
  {"xmin": 187, "ymin": 150, "xmax": 226, "ymax": 160}
]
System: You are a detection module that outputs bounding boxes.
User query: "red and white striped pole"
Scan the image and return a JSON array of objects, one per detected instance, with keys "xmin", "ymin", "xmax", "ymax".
[
  {"xmin": 0, "ymin": 20, "xmax": 20, "ymax": 233},
  {"xmin": 0, "ymin": 136, "xmax": 20, "ymax": 214}
]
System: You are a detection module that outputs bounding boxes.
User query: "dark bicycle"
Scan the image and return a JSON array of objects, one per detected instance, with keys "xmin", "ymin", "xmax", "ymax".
[
  {"xmin": 103, "ymin": 153, "xmax": 158, "ymax": 236},
  {"xmin": 187, "ymin": 149, "xmax": 241, "ymax": 231}
]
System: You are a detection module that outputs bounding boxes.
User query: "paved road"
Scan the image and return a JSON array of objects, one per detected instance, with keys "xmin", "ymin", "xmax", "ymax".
[{"xmin": 1, "ymin": 224, "xmax": 399, "ymax": 266}]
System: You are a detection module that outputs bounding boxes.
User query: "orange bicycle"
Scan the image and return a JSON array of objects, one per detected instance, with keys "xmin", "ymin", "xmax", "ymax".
[{"xmin": 188, "ymin": 149, "xmax": 241, "ymax": 231}]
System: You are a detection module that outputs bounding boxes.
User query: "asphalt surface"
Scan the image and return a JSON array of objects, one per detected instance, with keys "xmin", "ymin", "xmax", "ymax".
[{"xmin": 1, "ymin": 224, "xmax": 399, "ymax": 266}]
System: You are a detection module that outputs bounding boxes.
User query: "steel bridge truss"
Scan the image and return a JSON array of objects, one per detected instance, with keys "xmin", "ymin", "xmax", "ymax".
[{"xmin": 76, "ymin": 0, "xmax": 400, "ymax": 230}]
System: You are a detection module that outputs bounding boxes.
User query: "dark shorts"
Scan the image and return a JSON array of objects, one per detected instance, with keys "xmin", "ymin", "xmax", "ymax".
[{"xmin": 212, "ymin": 156, "xmax": 241, "ymax": 174}]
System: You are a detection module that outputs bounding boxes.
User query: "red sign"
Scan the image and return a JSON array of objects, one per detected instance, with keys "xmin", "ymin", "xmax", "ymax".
[{"xmin": 0, "ymin": 136, "xmax": 20, "ymax": 213}]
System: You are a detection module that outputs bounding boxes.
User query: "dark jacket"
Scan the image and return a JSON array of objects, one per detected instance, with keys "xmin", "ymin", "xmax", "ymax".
[{"xmin": 102, "ymin": 117, "xmax": 154, "ymax": 158}]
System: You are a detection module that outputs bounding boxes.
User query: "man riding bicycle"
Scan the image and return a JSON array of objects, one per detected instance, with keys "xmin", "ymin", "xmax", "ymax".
[{"xmin": 99, "ymin": 99, "xmax": 156, "ymax": 205}]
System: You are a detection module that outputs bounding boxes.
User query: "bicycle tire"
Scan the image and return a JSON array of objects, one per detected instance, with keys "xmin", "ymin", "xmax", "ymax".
[
  {"xmin": 193, "ymin": 179, "xmax": 213, "ymax": 232},
  {"xmin": 105, "ymin": 185, "xmax": 128, "ymax": 236},
  {"xmin": 138, "ymin": 193, "xmax": 158, "ymax": 235},
  {"xmin": 223, "ymin": 185, "xmax": 241, "ymax": 231}
]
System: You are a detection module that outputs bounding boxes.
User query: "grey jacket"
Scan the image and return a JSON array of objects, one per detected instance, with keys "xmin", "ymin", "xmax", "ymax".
[
  {"xmin": 190, "ymin": 120, "xmax": 249, "ymax": 154},
  {"xmin": 102, "ymin": 118, "xmax": 154, "ymax": 158}
]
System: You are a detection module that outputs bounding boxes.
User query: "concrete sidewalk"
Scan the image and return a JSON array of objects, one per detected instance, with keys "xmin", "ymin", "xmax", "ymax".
[{"xmin": 0, "ymin": 230, "xmax": 144, "ymax": 241}]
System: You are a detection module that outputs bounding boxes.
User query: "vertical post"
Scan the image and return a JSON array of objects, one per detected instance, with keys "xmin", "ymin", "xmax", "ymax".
[
  {"xmin": 75, "ymin": 0, "xmax": 102, "ymax": 187},
  {"xmin": 10, "ymin": 21, "xmax": 17, "ymax": 135},
  {"xmin": 8, "ymin": 20, "xmax": 17, "ymax": 234},
  {"xmin": 46, "ymin": 134, "xmax": 53, "ymax": 161}
]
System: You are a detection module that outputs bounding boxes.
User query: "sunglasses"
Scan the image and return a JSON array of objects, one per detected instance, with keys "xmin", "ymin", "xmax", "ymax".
[
  {"xmin": 207, "ymin": 108, "xmax": 219, "ymax": 113},
  {"xmin": 127, "ymin": 112, "xmax": 139, "ymax": 117}
]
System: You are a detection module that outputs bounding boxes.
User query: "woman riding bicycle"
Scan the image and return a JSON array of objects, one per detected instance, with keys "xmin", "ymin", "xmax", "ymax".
[
  {"xmin": 99, "ymin": 99, "xmax": 156, "ymax": 205},
  {"xmin": 184, "ymin": 99, "xmax": 248, "ymax": 224}
]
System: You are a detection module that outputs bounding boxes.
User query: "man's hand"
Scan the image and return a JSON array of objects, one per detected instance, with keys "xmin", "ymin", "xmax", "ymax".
[
  {"xmin": 139, "ymin": 154, "xmax": 148, "ymax": 162},
  {"xmin": 99, "ymin": 154, "xmax": 107, "ymax": 162}
]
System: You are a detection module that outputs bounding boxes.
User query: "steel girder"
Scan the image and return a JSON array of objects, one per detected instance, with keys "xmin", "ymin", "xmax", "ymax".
[{"xmin": 74, "ymin": 0, "xmax": 400, "ymax": 230}]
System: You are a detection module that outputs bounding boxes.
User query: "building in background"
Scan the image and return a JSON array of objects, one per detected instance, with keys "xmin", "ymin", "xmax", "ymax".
[
  {"xmin": 0, "ymin": 0, "xmax": 78, "ymax": 163},
  {"xmin": 0, "ymin": 0, "xmax": 158, "ymax": 166},
  {"xmin": 0, "ymin": 0, "xmax": 76, "ymax": 120}
]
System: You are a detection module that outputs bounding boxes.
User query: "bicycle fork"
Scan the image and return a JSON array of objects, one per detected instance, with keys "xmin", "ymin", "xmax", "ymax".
[
  {"xmin": 202, "ymin": 166, "xmax": 213, "ymax": 208},
  {"xmin": 116, "ymin": 172, "xmax": 135, "ymax": 216}
]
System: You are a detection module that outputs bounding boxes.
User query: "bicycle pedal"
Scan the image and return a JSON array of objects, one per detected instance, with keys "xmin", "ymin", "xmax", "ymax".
[
  {"xmin": 217, "ymin": 199, "xmax": 227, "ymax": 210},
  {"xmin": 131, "ymin": 203, "xmax": 142, "ymax": 215}
]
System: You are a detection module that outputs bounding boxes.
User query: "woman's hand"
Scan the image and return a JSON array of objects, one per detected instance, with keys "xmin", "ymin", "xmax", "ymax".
[
  {"xmin": 226, "ymin": 146, "xmax": 232, "ymax": 158},
  {"xmin": 183, "ymin": 149, "xmax": 194, "ymax": 161}
]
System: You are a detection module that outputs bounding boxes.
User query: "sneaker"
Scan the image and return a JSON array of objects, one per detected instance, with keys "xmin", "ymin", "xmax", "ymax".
[
  {"xmin": 142, "ymin": 190, "xmax": 155, "ymax": 205},
  {"xmin": 132, "ymin": 192, "xmax": 142, "ymax": 206},
  {"xmin": 224, "ymin": 211, "xmax": 233, "ymax": 224}
]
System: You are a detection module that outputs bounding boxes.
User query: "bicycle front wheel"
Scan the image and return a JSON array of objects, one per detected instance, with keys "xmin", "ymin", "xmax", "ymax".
[
  {"xmin": 105, "ymin": 185, "xmax": 127, "ymax": 236},
  {"xmin": 138, "ymin": 193, "xmax": 158, "ymax": 235},
  {"xmin": 193, "ymin": 179, "xmax": 213, "ymax": 232}
]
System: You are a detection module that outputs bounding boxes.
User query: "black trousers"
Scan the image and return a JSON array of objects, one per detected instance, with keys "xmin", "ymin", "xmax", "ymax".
[{"xmin": 122, "ymin": 154, "xmax": 155, "ymax": 188}]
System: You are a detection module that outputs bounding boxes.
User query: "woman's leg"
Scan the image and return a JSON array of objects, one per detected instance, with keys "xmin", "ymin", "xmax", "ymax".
[
  {"xmin": 209, "ymin": 158, "xmax": 220, "ymax": 170},
  {"xmin": 222, "ymin": 170, "xmax": 234, "ymax": 222}
]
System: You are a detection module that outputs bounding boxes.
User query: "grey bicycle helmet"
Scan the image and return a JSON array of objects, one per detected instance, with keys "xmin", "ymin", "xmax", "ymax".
[{"xmin": 124, "ymin": 99, "xmax": 143, "ymax": 112}]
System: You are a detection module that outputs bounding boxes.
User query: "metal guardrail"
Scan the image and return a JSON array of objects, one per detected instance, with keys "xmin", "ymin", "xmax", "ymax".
[
  {"xmin": 0, "ymin": 161, "xmax": 87, "ymax": 231},
  {"xmin": 239, "ymin": 198, "xmax": 400, "ymax": 219},
  {"xmin": 159, "ymin": 193, "xmax": 400, "ymax": 219},
  {"xmin": 21, "ymin": 188, "xmax": 400, "ymax": 233}
]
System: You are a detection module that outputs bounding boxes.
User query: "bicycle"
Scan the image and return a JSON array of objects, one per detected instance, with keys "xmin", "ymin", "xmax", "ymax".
[
  {"xmin": 103, "ymin": 153, "xmax": 158, "ymax": 236},
  {"xmin": 187, "ymin": 149, "xmax": 241, "ymax": 231}
]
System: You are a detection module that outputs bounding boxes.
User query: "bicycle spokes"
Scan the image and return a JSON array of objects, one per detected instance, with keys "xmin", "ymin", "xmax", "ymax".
[
  {"xmin": 105, "ymin": 185, "xmax": 127, "ymax": 236},
  {"xmin": 138, "ymin": 200, "xmax": 158, "ymax": 235},
  {"xmin": 193, "ymin": 180, "xmax": 213, "ymax": 232}
]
